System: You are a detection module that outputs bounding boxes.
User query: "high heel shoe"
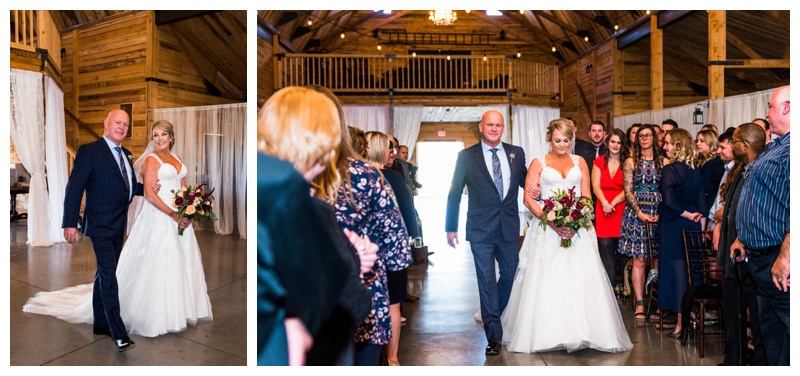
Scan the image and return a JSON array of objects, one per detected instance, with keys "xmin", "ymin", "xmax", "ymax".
[{"xmin": 667, "ymin": 329, "xmax": 682, "ymax": 339}]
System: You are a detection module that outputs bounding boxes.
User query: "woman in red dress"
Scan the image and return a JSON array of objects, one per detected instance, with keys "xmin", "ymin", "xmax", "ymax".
[{"xmin": 592, "ymin": 128, "xmax": 630, "ymax": 294}]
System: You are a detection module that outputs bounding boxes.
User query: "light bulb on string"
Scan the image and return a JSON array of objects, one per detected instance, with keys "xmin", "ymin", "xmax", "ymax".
[
  {"xmin": 340, "ymin": 33, "xmax": 345, "ymax": 39},
  {"xmin": 551, "ymin": 46, "xmax": 556, "ymax": 52},
  {"xmin": 377, "ymin": 42, "xmax": 382, "ymax": 51},
  {"xmin": 483, "ymin": 53, "xmax": 487, "ymax": 61},
  {"xmin": 307, "ymin": 18, "xmax": 312, "ymax": 26},
  {"xmin": 517, "ymin": 50, "xmax": 521, "ymax": 57}
]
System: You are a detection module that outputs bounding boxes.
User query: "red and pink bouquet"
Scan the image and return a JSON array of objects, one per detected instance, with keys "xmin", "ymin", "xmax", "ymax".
[
  {"xmin": 539, "ymin": 186, "xmax": 594, "ymax": 248},
  {"xmin": 171, "ymin": 184, "xmax": 217, "ymax": 235}
]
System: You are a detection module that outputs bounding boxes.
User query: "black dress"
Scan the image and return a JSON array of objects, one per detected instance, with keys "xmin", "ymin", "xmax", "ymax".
[
  {"xmin": 699, "ymin": 156, "xmax": 725, "ymax": 211},
  {"xmin": 382, "ymin": 168, "xmax": 415, "ymax": 304}
]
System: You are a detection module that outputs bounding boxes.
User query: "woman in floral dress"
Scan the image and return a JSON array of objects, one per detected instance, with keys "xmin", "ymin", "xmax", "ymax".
[{"xmin": 618, "ymin": 124, "xmax": 663, "ymax": 319}]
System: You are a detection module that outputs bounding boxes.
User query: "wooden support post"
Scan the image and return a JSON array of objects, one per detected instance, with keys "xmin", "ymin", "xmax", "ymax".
[
  {"xmin": 145, "ymin": 10, "xmax": 160, "ymax": 127},
  {"xmin": 613, "ymin": 42, "xmax": 624, "ymax": 123},
  {"xmin": 708, "ymin": 10, "xmax": 726, "ymax": 99},
  {"xmin": 273, "ymin": 34, "xmax": 280, "ymax": 91},
  {"xmin": 650, "ymin": 15, "xmax": 663, "ymax": 110}
]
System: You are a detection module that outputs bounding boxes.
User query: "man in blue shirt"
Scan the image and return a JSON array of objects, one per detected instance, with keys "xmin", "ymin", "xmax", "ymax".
[{"xmin": 731, "ymin": 85, "xmax": 790, "ymax": 366}]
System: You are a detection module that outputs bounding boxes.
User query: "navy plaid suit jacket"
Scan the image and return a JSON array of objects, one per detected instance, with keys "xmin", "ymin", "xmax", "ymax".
[{"xmin": 62, "ymin": 138, "xmax": 143, "ymax": 239}]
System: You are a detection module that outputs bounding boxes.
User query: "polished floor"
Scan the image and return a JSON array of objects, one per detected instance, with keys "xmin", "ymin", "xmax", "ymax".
[
  {"xmin": 8, "ymin": 220, "xmax": 247, "ymax": 366},
  {"xmin": 396, "ymin": 196, "xmax": 725, "ymax": 366}
]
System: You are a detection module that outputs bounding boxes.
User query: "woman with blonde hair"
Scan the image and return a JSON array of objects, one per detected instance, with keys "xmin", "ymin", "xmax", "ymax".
[
  {"xmin": 258, "ymin": 86, "xmax": 378, "ymax": 365},
  {"xmin": 695, "ymin": 129, "xmax": 725, "ymax": 217},
  {"xmin": 364, "ymin": 131, "xmax": 414, "ymax": 366},
  {"xmin": 306, "ymin": 85, "xmax": 412, "ymax": 366},
  {"xmin": 657, "ymin": 128, "xmax": 707, "ymax": 338}
]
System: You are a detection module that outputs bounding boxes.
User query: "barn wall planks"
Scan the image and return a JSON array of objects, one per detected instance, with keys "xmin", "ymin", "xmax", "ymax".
[{"xmin": 60, "ymin": 11, "xmax": 242, "ymax": 158}]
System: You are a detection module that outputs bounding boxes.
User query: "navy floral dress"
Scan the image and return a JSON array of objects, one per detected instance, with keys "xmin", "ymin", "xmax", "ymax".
[
  {"xmin": 334, "ymin": 159, "xmax": 412, "ymax": 345},
  {"xmin": 618, "ymin": 159, "xmax": 662, "ymax": 258}
]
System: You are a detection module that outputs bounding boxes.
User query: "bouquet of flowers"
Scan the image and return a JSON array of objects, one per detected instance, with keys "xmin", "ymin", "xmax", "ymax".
[
  {"xmin": 171, "ymin": 184, "xmax": 217, "ymax": 235},
  {"xmin": 539, "ymin": 186, "xmax": 594, "ymax": 248}
]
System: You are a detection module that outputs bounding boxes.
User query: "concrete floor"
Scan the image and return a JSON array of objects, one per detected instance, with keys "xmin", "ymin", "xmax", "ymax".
[
  {"xmin": 8, "ymin": 220, "xmax": 247, "ymax": 366},
  {"xmin": 396, "ymin": 196, "xmax": 725, "ymax": 366}
]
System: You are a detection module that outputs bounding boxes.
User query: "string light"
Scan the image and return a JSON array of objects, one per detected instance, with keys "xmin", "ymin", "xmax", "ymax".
[
  {"xmin": 483, "ymin": 52, "xmax": 487, "ymax": 61},
  {"xmin": 446, "ymin": 55, "xmax": 451, "ymax": 60},
  {"xmin": 646, "ymin": 10, "xmax": 651, "ymax": 15},
  {"xmin": 340, "ymin": 33, "xmax": 345, "ymax": 38},
  {"xmin": 412, "ymin": 51, "xmax": 416, "ymax": 57},
  {"xmin": 377, "ymin": 41, "xmax": 382, "ymax": 51},
  {"xmin": 584, "ymin": 36, "xmax": 589, "ymax": 42},
  {"xmin": 307, "ymin": 18, "xmax": 312, "ymax": 26},
  {"xmin": 614, "ymin": 24, "xmax": 619, "ymax": 30},
  {"xmin": 466, "ymin": 10, "xmax": 470, "ymax": 13},
  {"xmin": 520, "ymin": 10, "xmax": 524, "ymax": 14},
  {"xmin": 551, "ymin": 46, "xmax": 556, "ymax": 52},
  {"xmin": 517, "ymin": 50, "xmax": 521, "ymax": 57}
]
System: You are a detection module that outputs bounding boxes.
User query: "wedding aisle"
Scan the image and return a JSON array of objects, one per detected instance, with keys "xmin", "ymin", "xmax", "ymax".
[
  {"xmin": 397, "ymin": 196, "xmax": 724, "ymax": 366},
  {"xmin": 8, "ymin": 220, "xmax": 247, "ymax": 366}
]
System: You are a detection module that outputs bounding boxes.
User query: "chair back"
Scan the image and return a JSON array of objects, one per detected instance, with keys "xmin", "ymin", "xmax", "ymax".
[
  {"xmin": 681, "ymin": 230, "xmax": 720, "ymax": 287},
  {"xmin": 645, "ymin": 221, "xmax": 660, "ymax": 265}
]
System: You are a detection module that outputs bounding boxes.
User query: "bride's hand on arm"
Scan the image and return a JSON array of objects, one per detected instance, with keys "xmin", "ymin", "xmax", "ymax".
[{"xmin": 523, "ymin": 159, "xmax": 544, "ymax": 217}]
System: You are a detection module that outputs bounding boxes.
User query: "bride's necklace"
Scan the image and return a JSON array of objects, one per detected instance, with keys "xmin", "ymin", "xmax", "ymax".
[{"xmin": 607, "ymin": 155, "xmax": 620, "ymax": 164}]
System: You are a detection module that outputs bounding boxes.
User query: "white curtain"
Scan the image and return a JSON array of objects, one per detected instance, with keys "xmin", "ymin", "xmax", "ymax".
[
  {"xmin": 614, "ymin": 88, "xmax": 777, "ymax": 137},
  {"xmin": 343, "ymin": 105, "xmax": 390, "ymax": 134},
  {"xmin": 151, "ymin": 103, "xmax": 247, "ymax": 238},
  {"xmin": 712, "ymin": 88, "xmax": 776, "ymax": 136},
  {"xmin": 10, "ymin": 68, "xmax": 53, "ymax": 246},
  {"xmin": 393, "ymin": 106, "xmax": 423, "ymax": 159},
  {"xmin": 44, "ymin": 76, "xmax": 68, "ymax": 243},
  {"xmin": 511, "ymin": 105, "xmax": 560, "ymax": 232}
]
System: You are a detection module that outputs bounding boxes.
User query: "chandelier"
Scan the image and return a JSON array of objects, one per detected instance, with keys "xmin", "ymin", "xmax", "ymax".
[{"xmin": 429, "ymin": 10, "xmax": 457, "ymax": 26}]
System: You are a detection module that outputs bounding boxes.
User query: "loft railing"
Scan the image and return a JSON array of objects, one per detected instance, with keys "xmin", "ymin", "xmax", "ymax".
[
  {"xmin": 10, "ymin": 10, "xmax": 62, "ymax": 72},
  {"xmin": 276, "ymin": 54, "xmax": 558, "ymax": 95}
]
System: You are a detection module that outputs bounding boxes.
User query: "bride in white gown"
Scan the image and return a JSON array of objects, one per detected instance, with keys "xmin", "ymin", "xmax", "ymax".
[
  {"xmin": 500, "ymin": 118, "xmax": 632, "ymax": 353},
  {"xmin": 23, "ymin": 120, "xmax": 213, "ymax": 337}
]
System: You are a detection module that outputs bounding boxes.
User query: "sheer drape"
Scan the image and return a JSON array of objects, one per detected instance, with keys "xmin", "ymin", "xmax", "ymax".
[
  {"xmin": 151, "ymin": 103, "xmax": 247, "ymax": 238},
  {"xmin": 614, "ymin": 88, "xmax": 777, "ymax": 137},
  {"xmin": 393, "ymin": 106, "xmax": 423, "ymax": 159},
  {"xmin": 511, "ymin": 105, "xmax": 560, "ymax": 232},
  {"xmin": 10, "ymin": 68, "xmax": 53, "ymax": 246},
  {"xmin": 343, "ymin": 105, "xmax": 390, "ymax": 134},
  {"xmin": 44, "ymin": 76, "xmax": 68, "ymax": 243}
]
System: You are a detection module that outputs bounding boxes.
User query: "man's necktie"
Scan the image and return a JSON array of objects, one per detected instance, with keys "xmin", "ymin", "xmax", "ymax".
[
  {"xmin": 115, "ymin": 146, "xmax": 131, "ymax": 195},
  {"xmin": 490, "ymin": 148, "xmax": 503, "ymax": 200}
]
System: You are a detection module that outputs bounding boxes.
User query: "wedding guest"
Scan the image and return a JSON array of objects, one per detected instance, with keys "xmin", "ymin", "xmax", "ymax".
[
  {"xmin": 575, "ymin": 120, "xmax": 607, "ymax": 202},
  {"xmin": 658, "ymin": 128, "xmax": 706, "ymax": 338},
  {"xmin": 661, "ymin": 119, "xmax": 678, "ymax": 134},
  {"xmin": 716, "ymin": 123, "xmax": 767, "ymax": 365},
  {"xmin": 731, "ymin": 85, "xmax": 790, "ymax": 366},
  {"xmin": 258, "ymin": 86, "xmax": 378, "ymax": 365},
  {"xmin": 349, "ymin": 126, "xmax": 368, "ymax": 158},
  {"xmin": 365, "ymin": 131, "xmax": 415, "ymax": 366},
  {"xmin": 707, "ymin": 130, "xmax": 736, "ymax": 231},
  {"xmin": 752, "ymin": 117, "xmax": 772, "ymax": 143},
  {"xmin": 308, "ymin": 85, "xmax": 412, "ymax": 366},
  {"xmin": 618, "ymin": 124, "xmax": 663, "ymax": 319},
  {"xmin": 626, "ymin": 123, "xmax": 641, "ymax": 156},
  {"xmin": 696, "ymin": 129, "xmax": 725, "ymax": 217},
  {"xmin": 257, "ymin": 153, "xmax": 349, "ymax": 366},
  {"xmin": 592, "ymin": 128, "xmax": 629, "ymax": 292},
  {"xmin": 653, "ymin": 124, "xmax": 664, "ymax": 149}
]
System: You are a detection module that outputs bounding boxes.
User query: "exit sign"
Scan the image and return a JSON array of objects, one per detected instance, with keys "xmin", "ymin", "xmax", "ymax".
[{"xmin": 437, "ymin": 130, "xmax": 446, "ymax": 137}]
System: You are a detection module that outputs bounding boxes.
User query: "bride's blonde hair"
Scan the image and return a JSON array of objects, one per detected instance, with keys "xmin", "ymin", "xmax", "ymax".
[{"xmin": 546, "ymin": 118, "xmax": 575, "ymax": 142}]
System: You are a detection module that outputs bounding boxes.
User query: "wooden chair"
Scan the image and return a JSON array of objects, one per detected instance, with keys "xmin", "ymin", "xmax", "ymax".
[
  {"xmin": 644, "ymin": 221, "xmax": 660, "ymax": 326},
  {"xmin": 681, "ymin": 229, "xmax": 724, "ymax": 358}
]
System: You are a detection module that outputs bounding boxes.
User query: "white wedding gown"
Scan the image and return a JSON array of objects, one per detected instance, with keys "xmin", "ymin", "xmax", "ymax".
[
  {"xmin": 23, "ymin": 154, "xmax": 213, "ymax": 337},
  {"xmin": 500, "ymin": 154, "xmax": 633, "ymax": 353}
]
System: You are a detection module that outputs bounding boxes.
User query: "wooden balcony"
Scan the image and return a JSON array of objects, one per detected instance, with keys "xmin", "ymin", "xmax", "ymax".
[
  {"xmin": 10, "ymin": 10, "xmax": 62, "ymax": 73},
  {"xmin": 276, "ymin": 54, "xmax": 558, "ymax": 97}
]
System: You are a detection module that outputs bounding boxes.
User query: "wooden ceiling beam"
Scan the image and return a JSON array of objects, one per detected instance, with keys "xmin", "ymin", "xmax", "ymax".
[
  {"xmin": 763, "ymin": 10, "xmax": 790, "ymax": 32},
  {"xmin": 531, "ymin": 12, "xmax": 575, "ymax": 61},
  {"xmin": 469, "ymin": 11, "xmax": 560, "ymax": 62},
  {"xmin": 533, "ymin": 10, "xmax": 578, "ymax": 34},
  {"xmin": 257, "ymin": 16, "xmax": 297, "ymax": 53},
  {"xmin": 325, "ymin": 10, "xmax": 413, "ymax": 52}
]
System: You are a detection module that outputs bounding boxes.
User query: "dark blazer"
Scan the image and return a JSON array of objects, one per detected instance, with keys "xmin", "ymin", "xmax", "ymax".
[
  {"xmin": 62, "ymin": 138, "xmax": 143, "ymax": 238},
  {"xmin": 257, "ymin": 153, "xmax": 350, "ymax": 365},
  {"xmin": 445, "ymin": 142, "xmax": 527, "ymax": 243},
  {"xmin": 382, "ymin": 168, "xmax": 418, "ymax": 238},
  {"xmin": 700, "ymin": 156, "xmax": 726, "ymax": 211},
  {"xmin": 718, "ymin": 168, "xmax": 746, "ymax": 277},
  {"xmin": 574, "ymin": 138, "xmax": 606, "ymax": 180}
]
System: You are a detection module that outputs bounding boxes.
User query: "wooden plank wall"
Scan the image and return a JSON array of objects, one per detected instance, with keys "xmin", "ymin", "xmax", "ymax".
[
  {"xmin": 61, "ymin": 11, "xmax": 239, "ymax": 158},
  {"xmin": 257, "ymin": 35, "xmax": 277, "ymax": 108},
  {"xmin": 559, "ymin": 41, "xmax": 615, "ymax": 140}
]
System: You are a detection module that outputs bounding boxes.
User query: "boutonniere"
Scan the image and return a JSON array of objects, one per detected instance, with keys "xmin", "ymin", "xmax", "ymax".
[
  {"xmin": 127, "ymin": 154, "xmax": 132, "ymax": 162},
  {"xmin": 509, "ymin": 153, "xmax": 516, "ymax": 164}
]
